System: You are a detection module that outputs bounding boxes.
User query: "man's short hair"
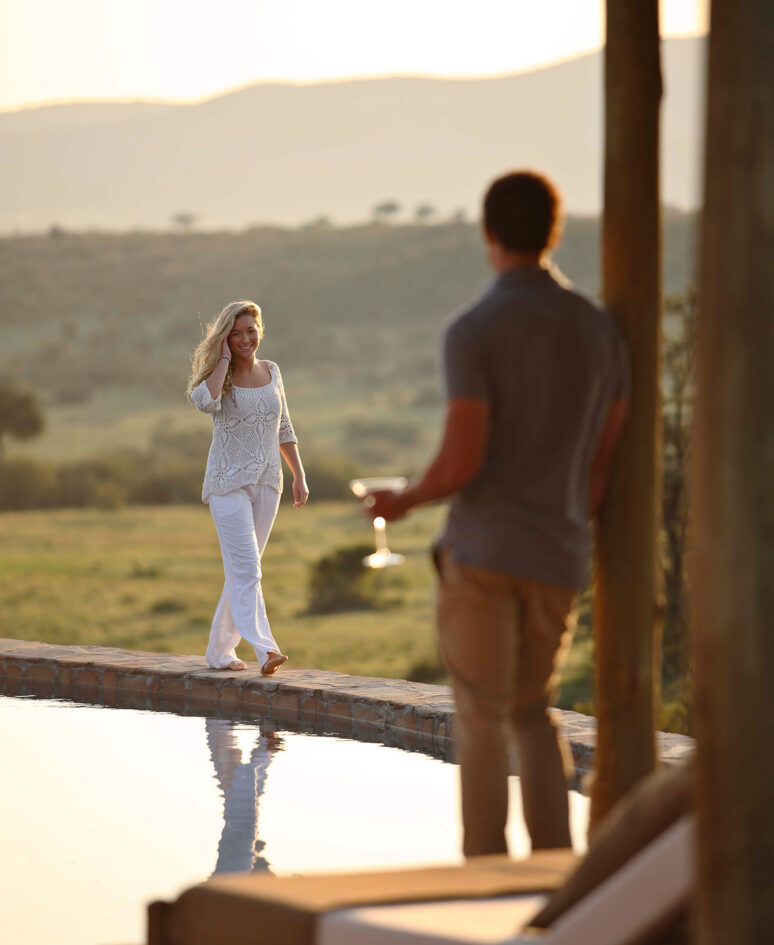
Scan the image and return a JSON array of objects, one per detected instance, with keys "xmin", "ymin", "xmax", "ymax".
[{"xmin": 483, "ymin": 171, "xmax": 563, "ymax": 254}]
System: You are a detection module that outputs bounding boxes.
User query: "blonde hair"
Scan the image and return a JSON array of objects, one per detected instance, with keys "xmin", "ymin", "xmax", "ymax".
[{"xmin": 187, "ymin": 300, "xmax": 264, "ymax": 401}]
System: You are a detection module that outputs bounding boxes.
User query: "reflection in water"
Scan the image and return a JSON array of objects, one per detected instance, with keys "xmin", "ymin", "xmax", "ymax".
[
  {"xmin": 0, "ymin": 694, "xmax": 592, "ymax": 945},
  {"xmin": 205, "ymin": 717, "xmax": 283, "ymax": 875}
]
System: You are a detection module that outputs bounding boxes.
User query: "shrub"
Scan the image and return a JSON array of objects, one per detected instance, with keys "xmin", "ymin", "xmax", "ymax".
[
  {"xmin": 149, "ymin": 598, "xmax": 188, "ymax": 614},
  {"xmin": 92, "ymin": 480, "xmax": 127, "ymax": 509},
  {"xmin": 406, "ymin": 654, "xmax": 447, "ymax": 684},
  {"xmin": 660, "ymin": 699, "xmax": 690, "ymax": 736},
  {"xmin": 55, "ymin": 455, "xmax": 133, "ymax": 508},
  {"xmin": 0, "ymin": 457, "xmax": 59, "ymax": 510},
  {"xmin": 0, "ymin": 441, "xmax": 358, "ymax": 511},
  {"xmin": 129, "ymin": 461, "xmax": 202, "ymax": 505},
  {"xmin": 572, "ymin": 699, "xmax": 595, "ymax": 717},
  {"xmin": 306, "ymin": 544, "xmax": 382, "ymax": 614},
  {"xmin": 131, "ymin": 562, "xmax": 162, "ymax": 579},
  {"xmin": 56, "ymin": 463, "xmax": 102, "ymax": 508},
  {"xmin": 281, "ymin": 453, "xmax": 360, "ymax": 504}
]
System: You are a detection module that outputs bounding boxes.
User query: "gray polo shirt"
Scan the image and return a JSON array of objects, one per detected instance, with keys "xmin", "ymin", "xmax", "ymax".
[{"xmin": 439, "ymin": 264, "xmax": 629, "ymax": 590}]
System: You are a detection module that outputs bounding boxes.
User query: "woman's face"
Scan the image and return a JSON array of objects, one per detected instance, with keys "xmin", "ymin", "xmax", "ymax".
[{"xmin": 228, "ymin": 313, "xmax": 260, "ymax": 360}]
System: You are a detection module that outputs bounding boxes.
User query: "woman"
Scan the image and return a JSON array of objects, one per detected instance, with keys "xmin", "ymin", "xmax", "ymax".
[{"xmin": 188, "ymin": 300, "xmax": 308, "ymax": 675}]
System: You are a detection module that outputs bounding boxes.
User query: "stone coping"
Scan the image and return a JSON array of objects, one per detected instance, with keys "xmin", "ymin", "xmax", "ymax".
[{"xmin": 0, "ymin": 639, "xmax": 694, "ymax": 774}]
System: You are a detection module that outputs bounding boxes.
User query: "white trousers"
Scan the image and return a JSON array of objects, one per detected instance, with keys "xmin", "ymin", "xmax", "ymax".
[{"xmin": 206, "ymin": 482, "xmax": 281, "ymax": 669}]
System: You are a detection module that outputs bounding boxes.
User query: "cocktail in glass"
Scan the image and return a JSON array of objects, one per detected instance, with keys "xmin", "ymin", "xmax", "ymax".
[{"xmin": 349, "ymin": 476, "xmax": 408, "ymax": 568}]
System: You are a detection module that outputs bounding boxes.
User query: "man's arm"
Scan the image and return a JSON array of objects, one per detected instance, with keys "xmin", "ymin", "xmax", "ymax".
[
  {"xmin": 590, "ymin": 399, "xmax": 628, "ymax": 517},
  {"xmin": 366, "ymin": 398, "xmax": 490, "ymax": 521}
]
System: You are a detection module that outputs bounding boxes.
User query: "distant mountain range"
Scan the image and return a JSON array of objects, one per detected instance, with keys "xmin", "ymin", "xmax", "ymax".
[{"xmin": 0, "ymin": 38, "xmax": 705, "ymax": 232}]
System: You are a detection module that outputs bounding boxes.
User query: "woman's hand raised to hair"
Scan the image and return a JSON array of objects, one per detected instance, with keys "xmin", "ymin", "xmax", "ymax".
[{"xmin": 204, "ymin": 336, "xmax": 232, "ymax": 400}]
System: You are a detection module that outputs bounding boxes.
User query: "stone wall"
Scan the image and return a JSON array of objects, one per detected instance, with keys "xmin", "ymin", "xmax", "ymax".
[{"xmin": 0, "ymin": 639, "xmax": 693, "ymax": 774}]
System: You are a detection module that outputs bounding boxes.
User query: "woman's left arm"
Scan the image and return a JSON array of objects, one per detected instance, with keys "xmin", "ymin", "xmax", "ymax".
[
  {"xmin": 275, "ymin": 364, "xmax": 308, "ymax": 507},
  {"xmin": 280, "ymin": 442, "xmax": 308, "ymax": 507}
]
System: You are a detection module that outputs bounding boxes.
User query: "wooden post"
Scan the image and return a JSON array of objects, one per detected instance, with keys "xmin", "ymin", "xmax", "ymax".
[
  {"xmin": 591, "ymin": 0, "xmax": 663, "ymax": 829},
  {"xmin": 692, "ymin": 1, "xmax": 774, "ymax": 941}
]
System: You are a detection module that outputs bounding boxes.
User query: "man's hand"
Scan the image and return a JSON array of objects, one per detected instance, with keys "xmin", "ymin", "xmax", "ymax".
[
  {"xmin": 360, "ymin": 397, "xmax": 490, "ymax": 524},
  {"xmin": 364, "ymin": 489, "xmax": 407, "ymax": 522}
]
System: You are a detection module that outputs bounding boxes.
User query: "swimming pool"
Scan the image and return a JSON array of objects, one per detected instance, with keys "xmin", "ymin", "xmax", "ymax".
[{"xmin": 0, "ymin": 694, "xmax": 589, "ymax": 945}]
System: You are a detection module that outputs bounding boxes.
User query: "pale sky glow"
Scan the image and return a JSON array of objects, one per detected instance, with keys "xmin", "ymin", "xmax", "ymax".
[{"xmin": 0, "ymin": 0, "xmax": 708, "ymax": 111}]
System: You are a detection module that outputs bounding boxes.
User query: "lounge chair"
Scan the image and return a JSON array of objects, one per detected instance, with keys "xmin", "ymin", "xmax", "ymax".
[
  {"xmin": 318, "ymin": 814, "xmax": 693, "ymax": 945},
  {"xmin": 148, "ymin": 764, "xmax": 693, "ymax": 945}
]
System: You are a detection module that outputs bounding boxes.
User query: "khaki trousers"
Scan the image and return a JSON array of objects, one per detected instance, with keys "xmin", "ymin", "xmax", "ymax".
[{"xmin": 435, "ymin": 551, "xmax": 577, "ymax": 857}]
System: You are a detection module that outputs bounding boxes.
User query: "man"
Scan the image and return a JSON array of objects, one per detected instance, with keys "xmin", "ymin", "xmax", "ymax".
[{"xmin": 366, "ymin": 170, "xmax": 629, "ymax": 856}]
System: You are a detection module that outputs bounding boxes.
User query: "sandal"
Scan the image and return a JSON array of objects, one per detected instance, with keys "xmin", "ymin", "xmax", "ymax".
[{"xmin": 261, "ymin": 651, "xmax": 288, "ymax": 676}]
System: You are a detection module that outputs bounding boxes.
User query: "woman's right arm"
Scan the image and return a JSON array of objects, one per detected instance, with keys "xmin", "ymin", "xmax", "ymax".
[
  {"xmin": 191, "ymin": 338, "xmax": 230, "ymax": 413},
  {"xmin": 206, "ymin": 338, "xmax": 232, "ymax": 399}
]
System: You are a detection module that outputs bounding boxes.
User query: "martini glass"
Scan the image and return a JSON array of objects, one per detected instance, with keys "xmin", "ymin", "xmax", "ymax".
[{"xmin": 349, "ymin": 476, "xmax": 408, "ymax": 568}]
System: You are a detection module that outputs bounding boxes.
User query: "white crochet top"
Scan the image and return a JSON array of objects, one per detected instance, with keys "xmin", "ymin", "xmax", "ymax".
[{"xmin": 191, "ymin": 360, "xmax": 297, "ymax": 503}]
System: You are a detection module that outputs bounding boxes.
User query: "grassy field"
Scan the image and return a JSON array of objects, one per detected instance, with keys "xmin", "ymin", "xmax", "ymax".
[
  {"xmin": 2, "ymin": 217, "xmax": 694, "ymax": 471},
  {"xmin": 0, "ymin": 503, "xmax": 594, "ymax": 708},
  {"xmin": 0, "ymin": 220, "xmax": 695, "ymax": 728}
]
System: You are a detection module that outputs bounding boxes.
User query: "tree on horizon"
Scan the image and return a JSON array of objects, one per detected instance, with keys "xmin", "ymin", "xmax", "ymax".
[
  {"xmin": 414, "ymin": 203, "xmax": 436, "ymax": 224},
  {"xmin": 372, "ymin": 200, "xmax": 401, "ymax": 223},
  {"xmin": 172, "ymin": 212, "xmax": 199, "ymax": 230},
  {"xmin": 0, "ymin": 382, "xmax": 44, "ymax": 463}
]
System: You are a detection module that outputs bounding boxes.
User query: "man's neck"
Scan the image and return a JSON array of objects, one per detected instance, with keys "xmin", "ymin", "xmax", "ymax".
[{"xmin": 491, "ymin": 250, "xmax": 546, "ymax": 273}]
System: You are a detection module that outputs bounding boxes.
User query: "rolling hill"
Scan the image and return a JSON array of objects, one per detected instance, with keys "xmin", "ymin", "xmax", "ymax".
[{"xmin": 0, "ymin": 38, "xmax": 705, "ymax": 232}]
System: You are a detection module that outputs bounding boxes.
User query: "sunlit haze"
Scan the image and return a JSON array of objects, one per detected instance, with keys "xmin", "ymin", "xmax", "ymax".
[{"xmin": 1, "ymin": 0, "xmax": 708, "ymax": 110}]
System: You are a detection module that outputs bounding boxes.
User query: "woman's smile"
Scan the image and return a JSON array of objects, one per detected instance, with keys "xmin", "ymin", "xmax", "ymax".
[
  {"xmin": 230, "ymin": 336, "xmax": 259, "ymax": 357},
  {"xmin": 227, "ymin": 311, "xmax": 262, "ymax": 357}
]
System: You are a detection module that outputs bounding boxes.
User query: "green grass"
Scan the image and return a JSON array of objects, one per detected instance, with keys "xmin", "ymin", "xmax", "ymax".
[
  {"xmin": 14, "ymin": 394, "xmax": 199, "ymax": 461},
  {"xmin": 11, "ymin": 371, "xmax": 442, "ymax": 471},
  {"xmin": 0, "ymin": 503, "xmax": 593, "ymax": 705}
]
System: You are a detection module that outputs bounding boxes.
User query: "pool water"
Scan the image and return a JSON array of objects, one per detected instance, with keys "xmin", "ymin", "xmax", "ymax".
[{"xmin": 0, "ymin": 695, "xmax": 589, "ymax": 945}]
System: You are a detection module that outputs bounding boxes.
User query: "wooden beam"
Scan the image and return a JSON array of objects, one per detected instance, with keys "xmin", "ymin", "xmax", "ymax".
[
  {"xmin": 692, "ymin": 1, "xmax": 774, "ymax": 941},
  {"xmin": 591, "ymin": 0, "xmax": 663, "ymax": 829}
]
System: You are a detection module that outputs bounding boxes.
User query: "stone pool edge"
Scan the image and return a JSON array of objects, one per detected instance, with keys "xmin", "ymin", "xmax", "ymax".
[{"xmin": 0, "ymin": 639, "xmax": 693, "ymax": 774}]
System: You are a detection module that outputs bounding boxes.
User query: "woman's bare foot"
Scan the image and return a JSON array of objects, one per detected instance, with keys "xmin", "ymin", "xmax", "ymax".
[
  {"xmin": 223, "ymin": 660, "xmax": 247, "ymax": 671},
  {"xmin": 261, "ymin": 651, "xmax": 288, "ymax": 676}
]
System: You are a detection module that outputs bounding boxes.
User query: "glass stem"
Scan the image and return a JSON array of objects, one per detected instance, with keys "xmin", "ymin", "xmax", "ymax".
[{"xmin": 374, "ymin": 521, "xmax": 388, "ymax": 554}]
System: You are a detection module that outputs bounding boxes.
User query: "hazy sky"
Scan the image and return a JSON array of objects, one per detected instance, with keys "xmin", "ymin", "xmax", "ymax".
[{"xmin": 1, "ymin": 0, "xmax": 708, "ymax": 111}]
